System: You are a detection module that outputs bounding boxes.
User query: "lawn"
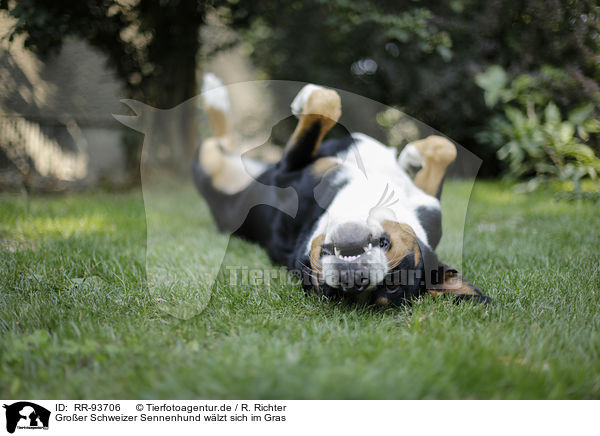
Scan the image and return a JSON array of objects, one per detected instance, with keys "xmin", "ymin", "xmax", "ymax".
[{"xmin": 0, "ymin": 180, "xmax": 599, "ymax": 399}]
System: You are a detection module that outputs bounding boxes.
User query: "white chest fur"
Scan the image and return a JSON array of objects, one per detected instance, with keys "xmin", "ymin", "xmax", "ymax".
[{"xmin": 306, "ymin": 133, "xmax": 440, "ymax": 254}]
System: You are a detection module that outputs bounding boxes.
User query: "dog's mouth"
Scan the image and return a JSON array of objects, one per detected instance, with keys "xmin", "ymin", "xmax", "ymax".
[
  {"xmin": 309, "ymin": 220, "xmax": 420, "ymax": 297},
  {"xmin": 317, "ymin": 265, "xmax": 424, "ymax": 304},
  {"xmin": 322, "ymin": 241, "xmax": 375, "ymax": 261},
  {"xmin": 318, "ymin": 238, "xmax": 390, "ymax": 294},
  {"xmin": 322, "ymin": 233, "xmax": 389, "ymax": 259}
]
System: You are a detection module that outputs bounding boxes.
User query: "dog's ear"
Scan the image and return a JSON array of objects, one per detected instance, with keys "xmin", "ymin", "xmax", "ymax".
[
  {"xmin": 427, "ymin": 264, "xmax": 491, "ymax": 304},
  {"xmin": 417, "ymin": 239, "xmax": 490, "ymax": 304}
]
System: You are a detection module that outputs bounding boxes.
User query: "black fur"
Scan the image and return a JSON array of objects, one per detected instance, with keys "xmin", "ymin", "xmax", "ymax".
[
  {"xmin": 416, "ymin": 206, "xmax": 442, "ymax": 250},
  {"xmin": 192, "ymin": 131, "xmax": 352, "ymax": 269}
]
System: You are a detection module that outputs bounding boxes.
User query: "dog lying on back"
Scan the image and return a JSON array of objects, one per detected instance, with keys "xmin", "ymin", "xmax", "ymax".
[{"xmin": 192, "ymin": 78, "xmax": 489, "ymax": 305}]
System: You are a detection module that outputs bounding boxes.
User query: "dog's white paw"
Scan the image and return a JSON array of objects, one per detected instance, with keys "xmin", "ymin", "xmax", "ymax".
[
  {"xmin": 201, "ymin": 72, "xmax": 231, "ymax": 114},
  {"xmin": 398, "ymin": 143, "xmax": 425, "ymax": 170},
  {"xmin": 290, "ymin": 84, "xmax": 326, "ymax": 118}
]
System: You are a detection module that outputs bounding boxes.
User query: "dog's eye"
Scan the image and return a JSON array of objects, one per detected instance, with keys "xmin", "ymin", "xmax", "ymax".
[
  {"xmin": 385, "ymin": 284, "xmax": 399, "ymax": 294},
  {"xmin": 379, "ymin": 235, "xmax": 391, "ymax": 251},
  {"xmin": 321, "ymin": 244, "xmax": 333, "ymax": 257}
]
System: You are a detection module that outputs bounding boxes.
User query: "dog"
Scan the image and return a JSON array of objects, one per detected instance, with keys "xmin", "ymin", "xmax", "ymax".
[{"xmin": 192, "ymin": 77, "xmax": 490, "ymax": 306}]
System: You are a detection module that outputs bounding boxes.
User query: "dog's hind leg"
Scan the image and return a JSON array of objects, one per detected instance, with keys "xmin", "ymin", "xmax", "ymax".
[
  {"xmin": 398, "ymin": 135, "xmax": 457, "ymax": 199},
  {"xmin": 193, "ymin": 74, "xmax": 298, "ymax": 235},
  {"xmin": 197, "ymin": 74, "xmax": 268, "ymax": 195},
  {"xmin": 281, "ymin": 85, "xmax": 342, "ymax": 171},
  {"xmin": 198, "ymin": 137, "xmax": 267, "ymax": 195}
]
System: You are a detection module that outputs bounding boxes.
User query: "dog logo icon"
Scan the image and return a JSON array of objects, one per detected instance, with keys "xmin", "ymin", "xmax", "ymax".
[{"xmin": 3, "ymin": 402, "xmax": 50, "ymax": 434}]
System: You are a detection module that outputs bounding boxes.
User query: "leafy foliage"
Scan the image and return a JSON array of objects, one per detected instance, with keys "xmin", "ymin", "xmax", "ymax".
[
  {"xmin": 219, "ymin": 0, "xmax": 600, "ymax": 175},
  {"xmin": 476, "ymin": 65, "xmax": 600, "ymax": 191},
  {"xmin": 2, "ymin": 0, "xmax": 600, "ymax": 176}
]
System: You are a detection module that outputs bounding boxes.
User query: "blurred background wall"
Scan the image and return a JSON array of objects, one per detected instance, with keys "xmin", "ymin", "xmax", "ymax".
[{"xmin": 0, "ymin": 14, "xmax": 127, "ymax": 190}]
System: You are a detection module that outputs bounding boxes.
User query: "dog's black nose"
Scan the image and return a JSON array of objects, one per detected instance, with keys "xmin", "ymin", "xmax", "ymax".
[{"xmin": 331, "ymin": 222, "xmax": 371, "ymax": 256}]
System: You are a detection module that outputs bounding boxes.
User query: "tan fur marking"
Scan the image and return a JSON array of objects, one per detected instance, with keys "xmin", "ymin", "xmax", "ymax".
[
  {"xmin": 243, "ymin": 142, "xmax": 283, "ymax": 163},
  {"xmin": 441, "ymin": 270, "xmax": 480, "ymax": 295},
  {"xmin": 205, "ymin": 107, "xmax": 229, "ymax": 137},
  {"xmin": 306, "ymin": 89, "xmax": 342, "ymax": 121},
  {"xmin": 312, "ymin": 157, "xmax": 339, "ymax": 177},
  {"xmin": 412, "ymin": 135, "xmax": 457, "ymax": 165},
  {"xmin": 411, "ymin": 135, "xmax": 457, "ymax": 197},
  {"xmin": 199, "ymin": 138, "xmax": 224, "ymax": 177},
  {"xmin": 427, "ymin": 270, "xmax": 480, "ymax": 296},
  {"xmin": 375, "ymin": 296, "xmax": 391, "ymax": 306},
  {"xmin": 309, "ymin": 234, "xmax": 325, "ymax": 279},
  {"xmin": 381, "ymin": 220, "xmax": 420, "ymax": 269},
  {"xmin": 427, "ymin": 286, "xmax": 479, "ymax": 296},
  {"xmin": 413, "ymin": 243, "xmax": 421, "ymax": 267},
  {"xmin": 198, "ymin": 137, "xmax": 254, "ymax": 194},
  {"xmin": 198, "ymin": 83, "xmax": 263, "ymax": 195},
  {"xmin": 212, "ymin": 155, "xmax": 255, "ymax": 194},
  {"xmin": 285, "ymin": 89, "xmax": 342, "ymax": 157},
  {"xmin": 446, "ymin": 286, "xmax": 480, "ymax": 296}
]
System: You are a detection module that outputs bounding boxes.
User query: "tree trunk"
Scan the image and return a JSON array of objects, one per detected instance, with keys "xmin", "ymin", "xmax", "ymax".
[{"xmin": 139, "ymin": 0, "xmax": 205, "ymax": 166}]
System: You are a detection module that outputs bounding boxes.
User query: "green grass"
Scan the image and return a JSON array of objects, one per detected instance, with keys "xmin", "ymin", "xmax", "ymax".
[{"xmin": 0, "ymin": 180, "xmax": 599, "ymax": 399}]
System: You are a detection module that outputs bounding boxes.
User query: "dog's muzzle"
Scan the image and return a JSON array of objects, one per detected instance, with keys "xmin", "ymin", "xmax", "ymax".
[{"xmin": 321, "ymin": 222, "xmax": 387, "ymax": 294}]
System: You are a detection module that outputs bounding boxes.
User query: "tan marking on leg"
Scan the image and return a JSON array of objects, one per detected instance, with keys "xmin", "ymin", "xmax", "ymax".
[
  {"xmin": 212, "ymin": 155, "xmax": 255, "ymax": 194},
  {"xmin": 198, "ymin": 81, "xmax": 264, "ymax": 194},
  {"xmin": 311, "ymin": 157, "xmax": 339, "ymax": 177},
  {"xmin": 381, "ymin": 221, "xmax": 420, "ymax": 268},
  {"xmin": 199, "ymin": 138, "xmax": 225, "ymax": 177},
  {"xmin": 205, "ymin": 107, "xmax": 229, "ymax": 138},
  {"xmin": 198, "ymin": 137, "xmax": 255, "ymax": 195},
  {"xmin": 411, "ymin": 135, "xmax": 457, "ymax": 197},
  {"xmin": 242, "ymin": 142, "xmax": 283, "ymax": 163},
  {"xmin": 285, "ymin": 89, "xmax": 342, "ymax": 157}
]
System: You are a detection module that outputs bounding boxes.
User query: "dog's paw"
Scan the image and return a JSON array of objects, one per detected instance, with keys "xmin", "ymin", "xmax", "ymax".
[
  {"xmin": 291, "ymin": 84, "xmax": 341, "ymax": 123},
  {"xmin": 291, "ymin": 84, "xmax": 326, "ymax": 117},
  {"xmin": 201, "ymin": 72, "xmax": 231, "ymax": 114},
  {"xmin": 398, "ymin": 143, "xmax": 425, "ymax": 172}
]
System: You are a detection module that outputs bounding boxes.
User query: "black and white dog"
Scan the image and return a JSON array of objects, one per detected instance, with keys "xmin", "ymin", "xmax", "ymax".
[{"xmin": 193, "ymin": 79, "xmax": 489, "ymax": 305}]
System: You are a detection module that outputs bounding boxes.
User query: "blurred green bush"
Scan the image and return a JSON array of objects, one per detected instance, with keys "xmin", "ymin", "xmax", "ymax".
[
  {"xmin": 476, "ymin": 65, "xmax": 600, "ymax": 192},
  {"xmin": 223, "ymin": 0, "xmax": 600, "ymax": 176}
]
